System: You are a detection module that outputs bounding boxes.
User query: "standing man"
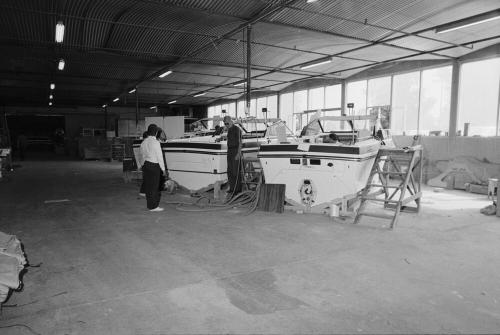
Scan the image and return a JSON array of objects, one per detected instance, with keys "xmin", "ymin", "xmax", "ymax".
[
  {"xmin": 223, "ymin": 116, "xmax": 242, "ymax": 196},
  {"xmin": 139, "ymin": 124, "xmax": 165, "ymax": 212}
]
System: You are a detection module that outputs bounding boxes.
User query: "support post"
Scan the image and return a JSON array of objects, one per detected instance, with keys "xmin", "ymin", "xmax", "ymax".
[
  {"xmin": 448, "ymin": 60, "xmax": 460, "ymax": 137},
  {"xmin": 135, "ymin": 87, "xmax": 139, "ymax": 126},
  {"xmin": 246, "ymin": 25, "xmax": 252, "ymax": 114},
  {"xmin": 104, "ymin": 106, "xmax": 108, "ymax": 131}
]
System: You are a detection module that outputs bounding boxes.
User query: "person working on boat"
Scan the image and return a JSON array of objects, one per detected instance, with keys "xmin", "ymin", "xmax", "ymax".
[
  {"xmin": 139, "ymin": 124, "xmax": 165, "ymax": 212},
  {"xmin": 223, "ymin": 115, "xmax": 242, "ymax": 196}
]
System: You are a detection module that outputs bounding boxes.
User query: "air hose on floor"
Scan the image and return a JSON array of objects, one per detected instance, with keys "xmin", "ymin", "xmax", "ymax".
[{"xmin": 164, "ymin": 156, "xmax": 261, "ymax": 215}]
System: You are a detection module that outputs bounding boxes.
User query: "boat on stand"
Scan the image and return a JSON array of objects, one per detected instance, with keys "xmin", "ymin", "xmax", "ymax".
[
  {"xmin": 159, "ymin": 117, "xmax": 291, "ymax": 193},
  {"xmin": 258, "ymin": 114, "xmax": 388, "ymax": 214}
]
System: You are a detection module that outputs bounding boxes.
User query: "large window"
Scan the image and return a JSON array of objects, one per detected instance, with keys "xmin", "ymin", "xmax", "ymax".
[
  {"xmin": 346, "ymin": 80, "xmax": 367, "ymax": 115},
  {"xmin": 348, "ymin": 66, "xmax": 452, "ymax": 135},
  {"xmin": 227, "ymin": 102, "xmax": 236, "ymax": 117},
  {"xmin": 368, "ymin": 76, "xmax": 391, "ymax": 107},
  {"xmin": 249, "ymin": 98, "xmax": 257, "ymax": 117},
  {"xmin": 458, "ymin": 57, "xmax": 500, "ymax": 136},
  {"xmin": 391, "ymin": 72, "xmax": 420, "ymax": 135},
  {"xmin": 279, "ymin": 92, "xmax": 293, "ymax": 130},
  {"xmin": 325, "ymin": 84, "xmax": 342, "ymax": 109},
  {"xmin": 293, "ymin": 90, "xmax": 308, "ymax": 133},
  {"xmin": 420, "ymin": 66, "xmax": 452, "ymax": 135},
  {"xmin": 267, "ymin": 95, "xmax": 278, "ymax": 118},
  {"xmin": 207, "ymin": 106, "xmax": 215, "ymax": 119},
  {"xmin": 235, "ymin": 95, "xmax": 278, "ymax": 119},
  {"xmin": 237, "ymin": 100, "xmax": 245, "ymax": 117},
  {"xmin": 293, "ymin": 90, "xmax": 308, "ymax": 114},
  {"xmin": 254, "ymin": 95, "xmax": 278, "ymax": 119},
  {"xmin": 308, "ymin": 87, "xmax": 324, "ymax": 110}
]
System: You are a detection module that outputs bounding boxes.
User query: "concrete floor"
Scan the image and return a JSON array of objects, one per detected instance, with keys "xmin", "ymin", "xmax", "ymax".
[{"xmin": 0, "ymin": 157, "xmax": 500, "ymax": 334}]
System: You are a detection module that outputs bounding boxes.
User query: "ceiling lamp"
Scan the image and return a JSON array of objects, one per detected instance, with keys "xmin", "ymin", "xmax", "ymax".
[
  {"xmin": 50, "ymin": 83, "xmax": 55, "ymax": 90},
  {"xmin": 55, "ymin": 21, "xmax": 65, "ymax": 43},
  {"xmin": 306, "ymin": 0, "xmax": 318, "ymax": 3},
  {"xmin": 113, "ymin": 97, "xmax": 119, "ymax": 102},
  {"xmin": 149, "ymin": 106, "xmax": 157, "ymax": 110},
  {"xmin": 58, "ymin": 59, "xmax": 65, "ymax": 71},
  {"xmin": 435, "ymin": 9, "xmax": 500, "ymax": 34},
  {"xmin": 49, "ymin": 95, "xmax": 53, "ymax": 99},
  {"xmin": 168, "ymin": 100, "xmax": 176, "ymax": 104},
  {"xmin": 102, "ymin": 104, "xmax": 107, "ymax": 108},
  {"xmin": 159, "ymin": 70, "xmax": 172, "ymax": 78},
  {"xmin": 300, "ymin": 58, "xmax": 332, "ymax": 70},
  {"xmin": 193, "ymin": 92, "xmax": 206, "ymax": 97},
  {"xmin": 128, "ymin": 88, "xmax": 136, "ymax": 94},
  {"xmin": 49, "ymin": 102, "xmax": 53, "ymax": 106}
]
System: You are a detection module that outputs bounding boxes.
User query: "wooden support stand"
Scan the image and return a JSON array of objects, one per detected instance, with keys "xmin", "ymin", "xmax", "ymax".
[
  {"xmin": 283, "ymin": 191, "xmax": 360, "ymax": 218},
  {"xmin": 353, "ymin": 145, "xmax": 423, "ymax": 229}
]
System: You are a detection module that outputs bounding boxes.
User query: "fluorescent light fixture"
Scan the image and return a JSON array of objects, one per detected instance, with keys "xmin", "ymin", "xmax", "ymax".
[
  {"xmin": 113, "ymin": 97, "xmax": 119, "ymax": 102},
  {"xmin": 300, "ymin": 58, "xmax": 332, "ymax": 70},
  {"xmin": 436, "ymin": 10, "xmax": 500, "ymax": 34},
  {"xmin": 306, "ymin": 0, "xmax": 318, "ymax": 3},
  {"xmin": 233, "ymin": 80, "xmax": 245, "ymax": 86},
  {"xmin": 159, "ymin": 70, "xmax": 172, "ymax": 78},
  {"xmin": 49, "ymin": 95, "xmax": 53, "ymax": 99},
  {"xmin": 55, "ymin": 21, "xmax": 65, "ymax": 43},
  {"xmin": 193, "ymin": 92, "xmax": 206, "ymax": 97},
  {"xmin": 102, "ymin": 104, "xmax": 107, "ymax": 108},
  {"xmin": 49, "ymin": 102, "xmax": 53, "ymax": 106},
  {"xmin": 168, "ymin": 100, "xmax": 176, "ymax": 104},
  {"xmin": 50, "ymin": 83, "xmax": 55, "ymax": 90},
  {"xmin": 58, "ymin": 58, "xmax": 65, "ymax": 70},
  {"xmin": 128, "ymin": 88, "xmax": 136, "ymax": 94},
  {"xmin": 149, "ymin": 106, "xmax": 157, "ymax": 110}
]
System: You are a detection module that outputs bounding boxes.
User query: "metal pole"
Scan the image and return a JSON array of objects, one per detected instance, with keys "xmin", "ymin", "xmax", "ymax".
[
  {"xmin": 104, "ymin": 106, "xmax": 108, "ymax": 132},
  {"xmin": 246, "ymin": 25, "xmax": 251, "ymax": 115},
  {"xmin": 448, "ymin": 60, "xmax": 460, "ymax": 137},
  {"xmin": 135, "ymin": 87, "xmax": 139, "ymax": 126}
]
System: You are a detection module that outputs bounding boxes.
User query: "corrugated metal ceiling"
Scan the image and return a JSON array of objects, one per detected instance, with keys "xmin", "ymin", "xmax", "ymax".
[{"xmin": 0, "ymin": 0, "xmax": 498, "ymax": 108}]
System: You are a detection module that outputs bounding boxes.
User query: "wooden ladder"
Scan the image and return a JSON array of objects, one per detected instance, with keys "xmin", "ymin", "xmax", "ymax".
[
  {"xmin": 241, "ymin": 155, "xmax": 263, "ymax": 191},
  {"xmin": 353, "ymin": 145, "xmax": 423, "ymax": 229}
]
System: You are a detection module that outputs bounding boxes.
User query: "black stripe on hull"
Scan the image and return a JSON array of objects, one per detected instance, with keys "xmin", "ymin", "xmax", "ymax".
[
  {"xmin": 134, "ymin": 141, "xmax": 260, "ymax": 149},
  {"xmin": 163, "ymin": 148, "xmax": 258, "ymax": 156},
  {"xmin": 162, "ymin": 142, "xmax": 223, "ymax": 150},
  {"xmin": 259, "ymin": 144, "xmax": 364, "ymax": 155},
  {"xmin": 258, "ymin": 153, "xmax": 376, "ymax": 162},
  {"xmin": 169, "ymin": 169, "xmax": 227, "ymax": 175}
]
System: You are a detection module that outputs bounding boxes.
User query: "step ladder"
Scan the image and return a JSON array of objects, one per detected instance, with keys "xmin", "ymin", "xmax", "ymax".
[
  {"xmin": 353, "ymin": 145, "xmax": 423, "ymax": 229},
  {"xmin": 240, "ymin": 154, "xmax": 263, "ymax": 191}
]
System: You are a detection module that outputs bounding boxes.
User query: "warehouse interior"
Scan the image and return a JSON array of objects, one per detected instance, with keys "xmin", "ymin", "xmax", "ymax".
[{"xmin": 0, "ymin": 0, "xmax": 500, "ymax": 334}]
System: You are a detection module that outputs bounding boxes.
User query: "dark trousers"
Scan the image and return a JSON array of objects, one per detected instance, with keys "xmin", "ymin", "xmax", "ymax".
[
  {"xmin": 143, "ymin": 161, "xmax": 161, "ymax": 209},
  {"xmin": 227, "ymin": 149, "xmax": 242, "ymax": 193}
]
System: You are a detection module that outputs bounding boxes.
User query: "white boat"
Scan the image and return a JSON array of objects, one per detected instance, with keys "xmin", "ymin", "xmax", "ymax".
[
  {"xmin": 131, "ymin": 119, "xmax": 218, "ymax": 173},
  {"xmin": 161, "ymin": 117, "xmax": 291, "ymax": 192},
  {"xmin": 258, "ymin": 114, "xmax": 386, "ymax": 211}
]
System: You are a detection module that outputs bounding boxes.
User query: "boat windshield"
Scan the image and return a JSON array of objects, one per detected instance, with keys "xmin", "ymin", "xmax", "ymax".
[
  {"xmin": 301, "ymin": 116, "xmax": 376, "ymax": 137},
  {"xmin": 238, "ymin": 121, "xmax": 267, "ymax": 134},
  {"xmin": 189, "ymin": 119, "xmax": 209, "ymax": 132},
  {"xmin": 237, "ymin": 118, "xmax": 283, "ymax": 136}
]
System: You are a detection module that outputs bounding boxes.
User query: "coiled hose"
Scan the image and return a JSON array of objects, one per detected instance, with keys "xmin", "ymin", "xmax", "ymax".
[{"xmin": 163, "ymin": 156, "xmax": 261, "ymax": 215}]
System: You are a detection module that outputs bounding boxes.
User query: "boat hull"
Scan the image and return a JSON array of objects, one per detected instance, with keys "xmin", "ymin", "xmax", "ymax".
[
  {"xmin": 258, "ymin": 141, "xmax": 380, "ymax": 209},
  {"xmin": 163, "ymin": 141, "xmax": 260, "ymax": 192}
]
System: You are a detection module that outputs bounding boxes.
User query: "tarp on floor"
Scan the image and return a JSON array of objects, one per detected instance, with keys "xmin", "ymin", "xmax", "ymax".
[{"xmin": 0, "ymin": 231, "xmax": 26, "ymax": 303}]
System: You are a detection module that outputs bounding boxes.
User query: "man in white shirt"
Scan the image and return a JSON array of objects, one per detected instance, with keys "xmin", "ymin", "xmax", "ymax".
[{"xmin": 139, "ymin": 124, "xmax": 166, "ymax": 211}]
